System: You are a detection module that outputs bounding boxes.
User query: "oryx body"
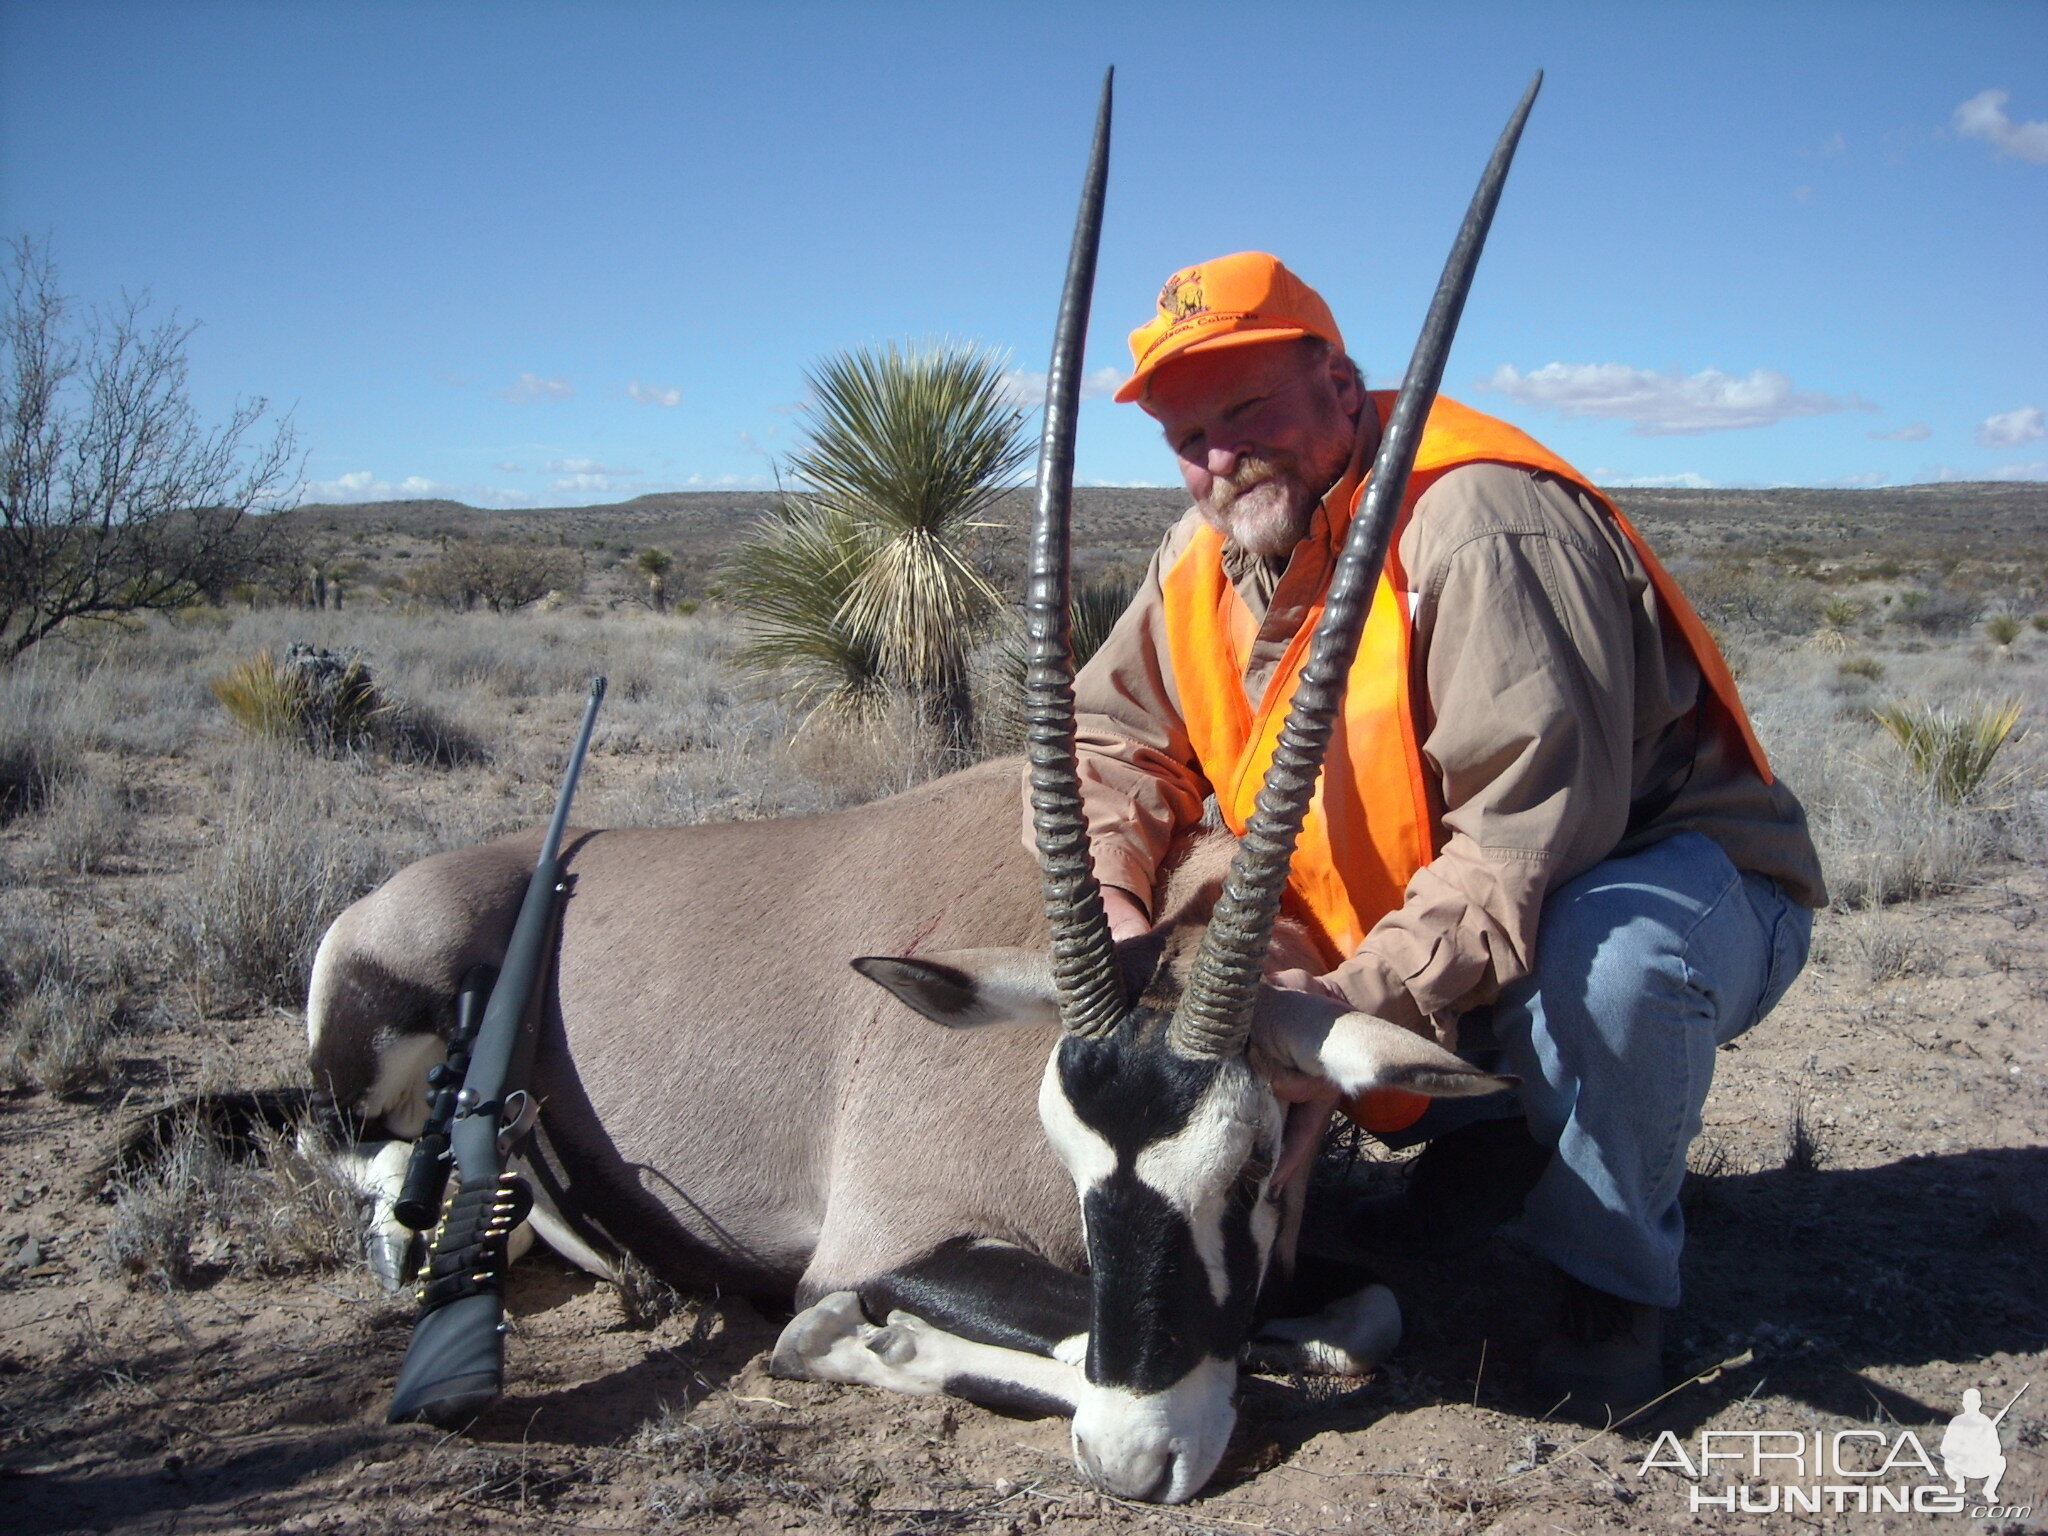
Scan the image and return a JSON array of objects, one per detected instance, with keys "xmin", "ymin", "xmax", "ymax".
[{"xmin": 309, "ymin": 757, "xmax": 1456, "ymax": 1500}]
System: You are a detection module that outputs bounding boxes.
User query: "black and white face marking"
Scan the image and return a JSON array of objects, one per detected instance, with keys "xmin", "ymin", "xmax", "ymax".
[{"xmin": 1037, "ymin": 1024, "xmax": 1285, "ymax": 1502}]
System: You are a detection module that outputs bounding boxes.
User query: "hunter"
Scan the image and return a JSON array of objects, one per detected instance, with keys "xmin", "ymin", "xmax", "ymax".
[{"xmin": 1063, "ymin": 251, "xmax": 1826, "ymax": 1420}]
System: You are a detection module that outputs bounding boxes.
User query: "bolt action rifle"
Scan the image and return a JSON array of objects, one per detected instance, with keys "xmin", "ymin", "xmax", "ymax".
[{"xmin": 386, "ymin": 675, "xmax": 606, "ymax": 1426}]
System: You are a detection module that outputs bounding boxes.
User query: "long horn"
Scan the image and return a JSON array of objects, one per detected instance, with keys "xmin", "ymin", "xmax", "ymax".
[
  {"xmin": 1024, "ymin": 69, "xmax": 1122, "ymax": 1038},
  {"xmin": 1172, "ymin": 71, "xmax": 1544, "ymax": 1058}
]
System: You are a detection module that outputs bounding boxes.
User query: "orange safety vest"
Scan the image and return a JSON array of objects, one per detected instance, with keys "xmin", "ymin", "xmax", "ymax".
[{"xmin": 1160, "ymin": 394, "xmax": 1771, "ymax": 1132}]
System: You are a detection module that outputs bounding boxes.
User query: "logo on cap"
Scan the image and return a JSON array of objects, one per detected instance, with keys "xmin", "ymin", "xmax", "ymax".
[{"xmin": 1160, "ymin": 270, "xmax": 1206, "ymax": 321}]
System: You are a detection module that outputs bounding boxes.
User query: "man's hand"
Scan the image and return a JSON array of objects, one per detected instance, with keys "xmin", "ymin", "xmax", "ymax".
[
  {"xmin": 1268, "ymin": 967, "xmax": 1350, "ymax": 1006},
  {"xmin": 1101, "ymin": 885, "xmax": 1152, "ymax": 945}
]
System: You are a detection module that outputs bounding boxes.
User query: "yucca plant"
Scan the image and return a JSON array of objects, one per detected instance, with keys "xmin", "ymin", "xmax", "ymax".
[
  {"xmin": 724, "ymin": 500, "xmax": 889, "ymax": 721},
  {"xmin": 1986, "ymin": 612, "xmax": 2023, "ymax": 647},
  {"xmin": 211, "ymin": 646, "xmax": 382, "ymax": 750},
  {"xmin": 741, "ymin": 341, "xmax": 1031, "ymax": 754},
  {"xmin": 1870, "ymin": 696, "xmax": 2025, "ymax": 805}
]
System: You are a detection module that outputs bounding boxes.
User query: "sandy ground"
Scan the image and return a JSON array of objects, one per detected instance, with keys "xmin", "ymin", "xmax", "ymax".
[{"xmin": 3, "ymin": 841, "xmax": 2043, "ymax": 1535}]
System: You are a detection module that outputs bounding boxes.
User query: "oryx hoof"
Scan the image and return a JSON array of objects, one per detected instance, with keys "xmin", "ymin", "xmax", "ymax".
[
  {"xmin": 864, "ymin": 1309, "xmax": 939, "ymax": 1368},
  {"xmin": 770, "ymin": 1290, "xmax": 869, "ymax": 1381},
  {"xmin": 1248, "ymin": 1282, "xmax": 1403, "ymax": 1377}
]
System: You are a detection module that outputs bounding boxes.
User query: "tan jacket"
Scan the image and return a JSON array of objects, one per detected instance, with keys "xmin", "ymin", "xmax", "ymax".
[{"xmin": 1058, "ymin": 459, "xmax": 1826, "ymax": 1043}]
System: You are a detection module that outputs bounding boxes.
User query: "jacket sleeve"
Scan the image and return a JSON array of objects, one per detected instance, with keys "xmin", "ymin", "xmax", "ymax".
[
  {"xmin": 1324, "ymin": 465, "xmax": 1642, "ymax": 1042},
  {"xmin": 1021, "ymin": 516, "xmax": 1212, "ymax": 917}
]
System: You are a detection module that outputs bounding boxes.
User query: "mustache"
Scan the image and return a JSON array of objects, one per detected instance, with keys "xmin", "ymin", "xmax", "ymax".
[{"xmin": 1202, "ymin": 454, "xmax": 1291, "ymax": 513}]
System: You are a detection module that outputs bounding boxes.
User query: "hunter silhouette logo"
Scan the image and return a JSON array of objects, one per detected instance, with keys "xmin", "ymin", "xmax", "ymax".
[
  {"xmin": 1942, "ymin": 1384, "xmax": 2025, "ymax": 1503},
  {"xmin": 1160, "ymin": 270, "xmax": 1206, "ymax": 320}
]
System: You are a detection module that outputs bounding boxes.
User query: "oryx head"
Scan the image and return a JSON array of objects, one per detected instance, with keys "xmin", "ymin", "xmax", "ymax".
[{"xmin": 855, "ymin": 68, "xmax": 1540, "ymax": 1504}]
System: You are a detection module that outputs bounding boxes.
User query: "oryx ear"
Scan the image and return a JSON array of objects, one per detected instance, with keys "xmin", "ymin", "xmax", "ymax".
[
  {"xmin": 851, "ymin": 948, "xmax": 1061, "ymax": 1029},
  {"xmin": 1255, "ymin": 990, "xmax": 1517, "ymax": 1098},
  {"xmin": 1321, "ymin": 1012, "xmax": 1518, "ymax": 1097}
]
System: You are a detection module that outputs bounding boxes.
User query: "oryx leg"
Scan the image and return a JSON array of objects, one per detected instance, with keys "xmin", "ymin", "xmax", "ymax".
[{"xmin": 774, "ymin": 1238, "xmax": 1090, "ymax": 1416}]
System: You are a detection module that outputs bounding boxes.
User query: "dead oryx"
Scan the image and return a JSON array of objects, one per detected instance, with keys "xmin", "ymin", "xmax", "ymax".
[{"xmin": 306, "ymin": 73, "xmax": 1539, "ymax": 1503}]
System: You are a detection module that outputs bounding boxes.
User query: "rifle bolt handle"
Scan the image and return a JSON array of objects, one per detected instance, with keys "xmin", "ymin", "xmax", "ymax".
[{"xmin": 456, "ymin": 1088, "xmax": 479, "ymax": 1110}]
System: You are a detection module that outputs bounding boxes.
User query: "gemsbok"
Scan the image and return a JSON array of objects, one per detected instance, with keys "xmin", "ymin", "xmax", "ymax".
[{"xmin": 306, "ymin": 72, "xmax": 1540, "ymax": 1502}]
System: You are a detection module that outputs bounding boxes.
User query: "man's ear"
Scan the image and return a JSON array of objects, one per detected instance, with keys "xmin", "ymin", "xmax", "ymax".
[
  {"xmin": 1254, "ymin": 988, "xmax": 1515, "ymax": 1098},
  {"xmin": 850, "ymin": 948, "xmax": 1061, "ymax": 1029}
]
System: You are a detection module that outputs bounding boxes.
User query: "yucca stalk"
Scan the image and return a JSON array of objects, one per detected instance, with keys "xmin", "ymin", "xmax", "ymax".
[{"xmin": 785, "ymin": 342, "xmax": 1032, "ymax": 752}]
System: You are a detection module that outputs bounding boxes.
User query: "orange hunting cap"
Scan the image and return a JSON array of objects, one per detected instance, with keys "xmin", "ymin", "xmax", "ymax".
[{"xmin": 1115, "ymin": 252, "xmax": 1344, "ymax": 404}]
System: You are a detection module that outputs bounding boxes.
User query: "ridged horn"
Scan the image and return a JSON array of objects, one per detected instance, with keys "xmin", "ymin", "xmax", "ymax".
[
  {"xmin": 1025, "ymin": 69, "xmax": 1122, "ymax": 1039},
  {"xmin": 1171, "ymin": 71, "xmax": 1544, "ymax": 1058}
]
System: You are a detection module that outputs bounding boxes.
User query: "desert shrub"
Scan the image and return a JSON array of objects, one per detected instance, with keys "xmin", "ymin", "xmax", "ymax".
[
  {"xmin": 2033, "ymin": 613, "xmax": 2048, "ymax": 634},
  {"xmin": 1820, "ymin": 596, "xmax": 1860, "ymax": 631},
  {"xmin": 1986, "ymin": 612, "xmax": 2023, "ymax": 646},
  {"xmin": 1836, "ymin": 655, "xmax": 1885, "ymax": 685},
  {"xmin": 105, "ymin": 1115, "xmax": 363, "ymax": 1287},
  {"xmin": 409, "ymin": 539, "xmax": 582, "ymax": 613},
  {"xmin": 1888, "ymin": 586, "xmax": 1977, "ymax": 636},
  {"xmin": 1676, "ymin": 558, "xmax": 1816, "ymax": 636},
  {"xmin": 1870, "ymin": 696, "xmax": 2024, "ymax": 805}
]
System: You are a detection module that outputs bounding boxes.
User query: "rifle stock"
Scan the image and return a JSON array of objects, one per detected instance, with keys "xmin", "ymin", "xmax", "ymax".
[{"xmin": 387, "ymin": 675, "xmax": 607, "ymax": 1426}]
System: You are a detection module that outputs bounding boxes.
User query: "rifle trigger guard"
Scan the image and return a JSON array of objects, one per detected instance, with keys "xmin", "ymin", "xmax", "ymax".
[{"xmin": 497, "ymin": 1090, "xmax": 540, "ymax": 1157}]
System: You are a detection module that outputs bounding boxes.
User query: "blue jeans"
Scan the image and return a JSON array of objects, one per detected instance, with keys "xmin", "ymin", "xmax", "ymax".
[{"xmin": 1387, "ymin": 832, "xmax": 1812, "ymax": 1308}]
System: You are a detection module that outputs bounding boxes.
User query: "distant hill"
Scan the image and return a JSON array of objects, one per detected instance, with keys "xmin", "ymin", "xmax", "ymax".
[{"xmin": 275, "ymin": 481, "xmax": 2048, "ymax": 596}]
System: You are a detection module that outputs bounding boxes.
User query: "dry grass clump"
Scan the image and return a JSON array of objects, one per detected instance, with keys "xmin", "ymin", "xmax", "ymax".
[
  {"xmin": 22, "ymin": 764, "xmax": 140, "ymax": 876},
  {"xmin": 0, "ymin": 664, "xmax": 89, "ymax": 820},
  {"xmin": 1853, "ymin": 922, "xmax": 1937, "ymax": 982},
  {"xmin": 104, "ymin": 1114, "xmax": 364, "ymax": 1287},
  {"xmin": 635, "ymin": 1403, "xmax": 840, "ymax": 1524},
  {"xmin": 1780, "ymin": 1090, "xmax": 1826, "ymax": 1174},
  {"xmin": 166, "ymin": 748, "xmax": 422, "ymax": 1013},
  {"xmin": 0, "ymin": 903, "xmax": 132, "ymax": 1093},
  {"xmin": 1751, "ymin": 669, "xmax": 2010, "ymax": 908}
]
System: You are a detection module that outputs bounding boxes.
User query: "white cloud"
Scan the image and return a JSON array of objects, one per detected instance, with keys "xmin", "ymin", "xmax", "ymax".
[
  {"xmin": 498, "ymin": 372, "xmax": 574, "ymax": 402},
  {"xmin": 1870, "ymin": 422, "xmax": 1931, "ymax": 442},
  {"xmin": 1977, "ymin": 405, "xmax": 2045, "ymax": 448},
  {"xmin": 998, "ymin": 365, "xmax": 1125, "ymax": 409},
  {"xmin": 680, "ymin": 472, "xmax": 774, "ymax": 490},
  {"xmin": 1931, "ymin": 460, "xmax": 2048, "ymax": 483},
  {"xmin": 298, "ymin": 470, "xmax": 456, "ymax": 504},
  {"xmin": 550, "ymin": 472, "xmax": 637, "ymax": 495},
  {"xmin": 628, "ymin": 379, "xmax": 682, "ymax": 407},
  {"xmin": 495, "ymin": 460, "xmax": 526, "ymax": 473},
  {"xmin": 1588, "ymin": 470, "xmax": 1717, "ymax": 489},
  {"xmin": 1480, "ymin": 362, "xmax": 1871, "ymax": 435},
  {"xmin": 1814, "ymin": 472, "xmax": 1892, "ymax": 488},
  {"xmin": 1954, "ymin": 89, "xmax": 2048, "ymax": 164},
  {"xmin": 542, "ymin": 457, "xmax": 638, "ymax": 476}
]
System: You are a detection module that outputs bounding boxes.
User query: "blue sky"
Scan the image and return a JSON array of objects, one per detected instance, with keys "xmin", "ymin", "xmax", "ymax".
[{"xmin": 3, "ymin": 0, "xmax": 2043, "ymax": 507}]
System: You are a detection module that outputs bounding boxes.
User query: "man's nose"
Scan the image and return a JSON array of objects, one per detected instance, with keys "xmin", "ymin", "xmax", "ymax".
[{"xmin": 1204, "ymin": 442, "xmax": 1241, "ymax": 478}]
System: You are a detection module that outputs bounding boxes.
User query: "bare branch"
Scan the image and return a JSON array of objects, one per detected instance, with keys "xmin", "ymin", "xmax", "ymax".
[{"xmin": 0, "ymin": 236, "xmax": 300, "ymax": 661}]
